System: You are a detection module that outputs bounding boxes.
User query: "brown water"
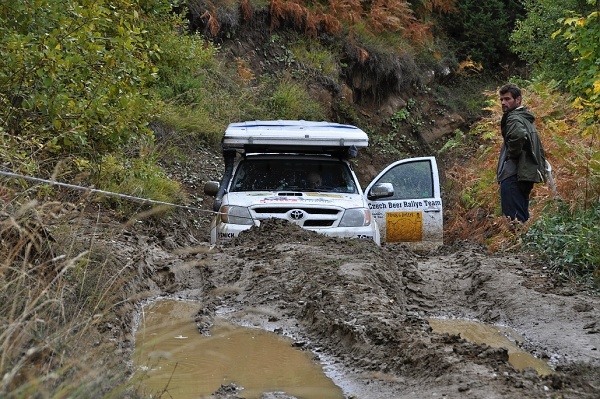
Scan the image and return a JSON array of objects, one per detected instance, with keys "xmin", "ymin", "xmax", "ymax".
[
  {"xmin": 134, "ymin": 299, "xmax": 344, "ymax": 399},
  {"xmin": 428, "ymin": 318, "xmax": 554, "ymax": 376}
]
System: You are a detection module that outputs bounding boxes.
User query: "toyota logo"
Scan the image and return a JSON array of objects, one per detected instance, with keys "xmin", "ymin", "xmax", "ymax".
[{"xmin": 289, "ymin": 209, "xmax": 305, "ymax": 221}]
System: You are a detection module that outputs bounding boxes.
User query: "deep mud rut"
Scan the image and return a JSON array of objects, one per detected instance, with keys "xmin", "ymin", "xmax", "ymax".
[{"xmin": 127, "ymin": 219, "xmax": 600, "ymax": 399}]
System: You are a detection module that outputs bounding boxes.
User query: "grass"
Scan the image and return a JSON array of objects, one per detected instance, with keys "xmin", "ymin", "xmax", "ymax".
[
  {"xmin": 289, "ymin": 37, "xmax": 340, "ymax": 77},
  {"xmin": 92, "ymin": 152, "xmax": 184, "ymax": 215},
  {"xmin": 261, "ymin": 77, "xmax": 327, "ymax": 121},
  {"xmin": 524, "ymin": 200, "xmax": 600, "ymax": 283},
  {"xmin": 0, "ymin": 194, "xmax": 151, "ymax": 398}
]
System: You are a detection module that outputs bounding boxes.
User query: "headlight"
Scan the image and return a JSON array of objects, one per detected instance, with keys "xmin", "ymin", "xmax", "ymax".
[
  {"xmin": 339, "ymin": 208, "xmax": 372, "ymax": 227},
  {"xmin": 220, "ymin": 205, "xmax": 254, "ymax": 225}
]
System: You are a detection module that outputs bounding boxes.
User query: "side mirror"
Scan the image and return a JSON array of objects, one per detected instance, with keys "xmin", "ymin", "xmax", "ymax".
[
  {"xmin": 368, "ymin": 182, "xmax": 394, "ymax": 199},
  {"xmin": 204, "ymin": 181, "xmax": 220, "ymax": 197}
]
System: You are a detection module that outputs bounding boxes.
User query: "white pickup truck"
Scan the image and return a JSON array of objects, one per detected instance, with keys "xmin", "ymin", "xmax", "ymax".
[{"xmin": 204, "ymin": 120, "xmax": 443, "ymax": 250}]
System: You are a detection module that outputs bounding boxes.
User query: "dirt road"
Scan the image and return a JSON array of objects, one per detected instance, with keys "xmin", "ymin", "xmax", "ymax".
[{"xmin": 130, "ymin": 218, "xmax": 600, "ymax": 398}]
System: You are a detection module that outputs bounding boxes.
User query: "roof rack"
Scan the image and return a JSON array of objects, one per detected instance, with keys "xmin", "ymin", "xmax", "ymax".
[{"xmin": 221, "ymin": 120, "xmax": 368, "ymax": 157}]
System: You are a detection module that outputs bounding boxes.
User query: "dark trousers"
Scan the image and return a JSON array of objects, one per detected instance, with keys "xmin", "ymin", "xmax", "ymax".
[{"xmin": 500, "ymin": 175, "xmax": 533, "ymax": 222}]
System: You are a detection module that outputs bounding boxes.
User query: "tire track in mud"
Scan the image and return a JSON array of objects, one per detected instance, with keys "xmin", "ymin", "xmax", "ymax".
[
  {"xmin": 412, "ymin": 241, "xmax": 600, "ymax": 369},
  {"xmin": 133, "ymin": 221, "xmax": 599, "ymax": 398},
  {"xmin": 407, "ymin": 241, "xmax": 495, "ymax": 319},
  {"xmin": 155, "ymin": 222, "xmax": 559, "ymax": 398}
]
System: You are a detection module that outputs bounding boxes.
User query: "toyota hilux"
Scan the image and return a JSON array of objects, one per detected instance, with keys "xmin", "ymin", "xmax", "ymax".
[{"xmin": 204, "ymin": 120, "xmax": 443, "ymax": 250}]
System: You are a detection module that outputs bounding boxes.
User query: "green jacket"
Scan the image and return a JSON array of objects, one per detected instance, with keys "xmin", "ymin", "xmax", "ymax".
[{"xmin": 497, "ymin": 107, "xmax": 546, "ymax": 183}]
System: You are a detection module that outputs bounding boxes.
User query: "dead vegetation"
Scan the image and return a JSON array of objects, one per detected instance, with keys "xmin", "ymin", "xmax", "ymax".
[
  {"xmin": 0, "ymin": 196, "xmax": 146, "ymax": 398},
  {"xmin": 186, "ymin": 0, "xmax": 457, "ymax": 40}
]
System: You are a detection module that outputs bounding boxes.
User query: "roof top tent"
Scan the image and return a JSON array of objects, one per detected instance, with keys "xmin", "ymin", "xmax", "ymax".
[{"xmin": 221, "ymin": 120, "xmax": 369, "ymax": 158}]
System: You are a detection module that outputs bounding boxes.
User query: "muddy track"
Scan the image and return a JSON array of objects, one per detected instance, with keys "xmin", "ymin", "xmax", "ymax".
[{"xmin": 128, "ymin": 219, "xmax": 599, "ymax": 398}]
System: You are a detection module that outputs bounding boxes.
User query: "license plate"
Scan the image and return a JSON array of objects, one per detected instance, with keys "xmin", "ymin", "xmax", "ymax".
[{"xmin": 385, "ymin": 211, "xmax": 423, "ymax": 242}]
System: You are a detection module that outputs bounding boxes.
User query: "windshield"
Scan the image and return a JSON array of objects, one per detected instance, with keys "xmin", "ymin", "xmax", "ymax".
[{"xmin": 230, "ymin": 158, "xmax": 358, "ymax": 193}]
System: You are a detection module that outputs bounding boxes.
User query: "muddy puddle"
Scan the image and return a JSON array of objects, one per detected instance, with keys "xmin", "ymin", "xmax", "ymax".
[
  {"xmin": 134, "ymin": 299, "xmax": 344, "ymax": 399},
  {"xmin": 428, "ymin": 318, "xmax": 554, "ymax": 376}
]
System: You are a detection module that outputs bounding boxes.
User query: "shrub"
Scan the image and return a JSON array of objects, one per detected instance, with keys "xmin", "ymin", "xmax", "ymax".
[
  {"xmin": 148, "ymin": 14, "xmax": 220, "ymax": 104},
  {"xmin": 510, "ymin": 0, "xmax": 577, "ymax": 87},
  {"xmin": 0, "ymin": 0, "xmax": 161, "ymax": 157},
  {"xmin": 510, "ymin": 0, "xmax": 596, "ymax": 90},
  {"xmin": 438, "ymin": 0, "xmax": 523, "ymax": 70},
  {"xmin": 524, "ymin": 200, "xmax": 600, "ymax": 282},
  {"xmin": 553, "ymin": 1, "xmax": 600, "ymax": 139}
]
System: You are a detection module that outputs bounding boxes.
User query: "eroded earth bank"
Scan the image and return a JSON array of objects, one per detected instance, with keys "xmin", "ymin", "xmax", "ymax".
[{"xmin": 124, "ymin": 218, "xmax": 600, "ymax": 399}]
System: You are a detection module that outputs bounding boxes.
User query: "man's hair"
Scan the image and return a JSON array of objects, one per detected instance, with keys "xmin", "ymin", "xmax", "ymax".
[{"xmin": 499, "ymin": 83, "xmax": 522, "ymax": 100}]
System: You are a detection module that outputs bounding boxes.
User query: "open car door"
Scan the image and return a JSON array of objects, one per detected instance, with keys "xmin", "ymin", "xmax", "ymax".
[{"xmin": 364, "ymin": 156, "xmax": 443, "ymax": 250}]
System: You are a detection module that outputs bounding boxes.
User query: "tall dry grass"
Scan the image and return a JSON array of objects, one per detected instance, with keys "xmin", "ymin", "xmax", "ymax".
[{"xmin": 0, "ymin": 192, "xmax": 144, "ymax": 398}]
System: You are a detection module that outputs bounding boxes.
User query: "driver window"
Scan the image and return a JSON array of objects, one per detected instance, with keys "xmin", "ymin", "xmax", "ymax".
[{"xmin": 375, "ymin": 160, "xmax": 433, "ymax": 200}]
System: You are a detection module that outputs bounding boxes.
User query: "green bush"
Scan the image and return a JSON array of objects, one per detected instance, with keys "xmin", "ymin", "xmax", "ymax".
[
  {"xmin": 510, "ymin": 0, "xmax": 591, "ymax": 89},
  {"xmin": 438, "ymin": 0, "xmax": 523, "ymax": 70},
  {"xmin": 554, "ymin": 1, "xmax": 600, "ymax": 138},
  {"xmin": 148, "ymin": 14, "xmax": 220, "ymax": 104},
  {"xmin": 0, "ymin": 0, "xmax": 163, "ymax": 156},
  {"xmin": 524, "ymin": 200, "xmax": 600, "ymax": 281}
]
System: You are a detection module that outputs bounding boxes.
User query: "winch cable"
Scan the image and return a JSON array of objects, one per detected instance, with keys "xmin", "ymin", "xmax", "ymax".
[{"xmin": 0, "ymin": 169, "xmax": 218, "ymax": 215}]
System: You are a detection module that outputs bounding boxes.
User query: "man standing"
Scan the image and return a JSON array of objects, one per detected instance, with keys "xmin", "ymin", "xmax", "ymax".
[{"xmin": 497, "ymin": 83, "xmax": 547, "ymax": 222}]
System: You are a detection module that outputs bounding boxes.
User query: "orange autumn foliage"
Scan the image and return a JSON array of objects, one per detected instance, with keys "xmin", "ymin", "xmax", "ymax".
[{"xmin": 194, "ymin": 0, "xmax": 457, "ymax": 43}]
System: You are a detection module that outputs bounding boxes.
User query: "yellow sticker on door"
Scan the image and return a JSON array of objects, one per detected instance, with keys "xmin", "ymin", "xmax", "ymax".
[{"xmin": 386, "ymin": 211, "xmax": 423, "ymax": 242}]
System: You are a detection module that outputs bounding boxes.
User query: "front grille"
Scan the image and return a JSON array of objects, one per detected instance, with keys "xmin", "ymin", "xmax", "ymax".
[
  {"xmin": 251, "ymin": 206, "xmax": 342, "ymax": 228},
  {"xmin": 253, "ymin": 207, "xmax": 339, "ymax": 215}
]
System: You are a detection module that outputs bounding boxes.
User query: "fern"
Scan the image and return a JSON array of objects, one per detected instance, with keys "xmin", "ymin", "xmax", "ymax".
[
  {"xmin": 240, "ymin": 0, "xmax": 252, "ymax": 20},
  {"xmin": 186, "ymin": 0, "xmax": 456, "ymax": 45},
  {"xmin": 369, "ymin": 0, "xmax": 414, "ymax": 34},
  {"xmin": 200, "ymin": 10, "xmax": 222, "ymax": 36}
]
